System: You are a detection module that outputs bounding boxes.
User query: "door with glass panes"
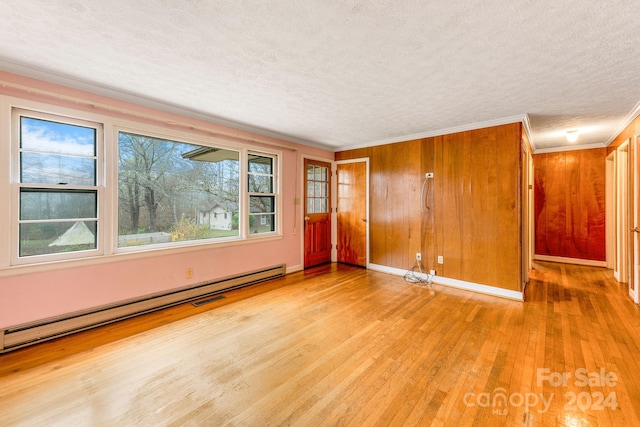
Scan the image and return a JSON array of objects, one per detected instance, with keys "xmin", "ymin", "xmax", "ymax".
[{"xmin": 304, "ymin": 159, "xmax": 331, "ymax": 268}]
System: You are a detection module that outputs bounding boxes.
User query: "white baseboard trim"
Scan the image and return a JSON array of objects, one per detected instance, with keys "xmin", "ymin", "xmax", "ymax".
[
  {"xmin": 368, "ymin": 263, "xmax": 524, "ymax": 302},
  {"xmin": 534, "ymin": 255, "xmax": 607, "ymax": 268}
]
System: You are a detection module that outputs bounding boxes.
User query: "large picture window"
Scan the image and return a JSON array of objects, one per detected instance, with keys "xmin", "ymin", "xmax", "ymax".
[
  {"xmin": 15, "ymin": 111, "xmax": 100, "ymax": 259},
  {"xmin": 8, "ymin": 104, "xmax": 280, "ymax": 267},
  {"xmin": 117, "ymin": 131, "xmax": 240, "ymax": 248}
]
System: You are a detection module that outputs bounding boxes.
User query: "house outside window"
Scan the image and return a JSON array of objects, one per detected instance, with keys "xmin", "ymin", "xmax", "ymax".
[{"xmin": 117, "ymin": 131, "xmax": 240, "ymax": 248}]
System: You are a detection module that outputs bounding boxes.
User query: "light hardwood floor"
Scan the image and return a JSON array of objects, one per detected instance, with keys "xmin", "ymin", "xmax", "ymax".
[{"xmin": 1, "ymin": 262, "xmax": 639, "ymax": 426}]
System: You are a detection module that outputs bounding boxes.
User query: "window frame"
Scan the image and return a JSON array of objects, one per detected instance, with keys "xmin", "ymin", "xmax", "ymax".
[
  {"xmin": 2, "ymin": 98, "xmax": 282, "ymax": 270},
  {"xmin": 114, "ymin": 126, "xmax": 244, "ymax": 252},
  {"xmin": 247, "ymin": 151, "xmax": 278, "ymax": 236},
  {"xmin": 11, "ymin": 108, "xmax": 105, "ymax": 265}
]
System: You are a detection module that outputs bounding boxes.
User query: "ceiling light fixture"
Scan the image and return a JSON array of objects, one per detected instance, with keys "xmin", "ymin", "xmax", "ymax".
[{"xmin": 565, "ymin": 129, "xmax": 579, "ymax": 143}]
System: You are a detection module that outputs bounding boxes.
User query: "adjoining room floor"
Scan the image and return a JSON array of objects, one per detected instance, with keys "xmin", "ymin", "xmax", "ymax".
[{"xmin": 1, "ymin": 262, "xmax": 639, "ymax": 426}]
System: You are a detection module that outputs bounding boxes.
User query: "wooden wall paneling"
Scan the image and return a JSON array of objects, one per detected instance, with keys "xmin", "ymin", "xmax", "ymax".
[
  {"xmin": 555, "ymin": 152, "xmax": 569, "ymax": 256},
  {"xmin": 565, "ymin": 150, "xmax": 580, "ymax": 258},
  {"xmin": 433, "ymin": 136, "xmax": 445, "ymax": 277},
  {"xmin": 495, "ymin": 124, "xmax": 521, "ymax": 291},
  {"xmin": 543, "ymin": 153, "xmax": 567, "ymax": 256},
  {"xmin": 440, "ymin": 132, "xmax": 464, "ymax": 280},
  {"xmin": 406, "ymin": 140, "xmax": 423, "ymax": 268},
  {"xmin": 533, "ymin": 149, "xmax": 606, "ymax": 262},
  {"xmin": 461, "ymin": 130, "xmax": 474, "ymax": 280},
  {"xmin": 533, "ymin": 155, "xmax": 547, "ymax": 257},
  {"xmin": 480, "ymin": 128, "xmax": 500, "ymax": 285},
  {"xmin": 378, "ymin": 143, "xmax": 398, "ymax": 267},
  {"xmin": 337, "ymin": 123, "xmax": 524, "ymax": 291},
  {"xmin": 546, "ymin": 152, "xmax": 564, "ymax": 256},
  {"xmin": 381, "ymin": 143, "xmax": 398, "ymax": 267},
  {"xmin": 420, "ymin": 137, "xmax": 436, "ymax": 272},
  {"xmin": 584, "ymin": 149, "xmax": 606, "ymax": 260},
  {"xmin": 339, "ymin": 141, "xmax": 423, "ymax": 270},
  {"xmin": 334, "ymin": 148, "xmax": 370, "ymax": 162},
  {"xmin": 380, "ymin": 140, "xmax": 422, "ymax": 269},
  {"xmin": 466, "ymin": 127, "xmax": 497, "ymax": 287}
]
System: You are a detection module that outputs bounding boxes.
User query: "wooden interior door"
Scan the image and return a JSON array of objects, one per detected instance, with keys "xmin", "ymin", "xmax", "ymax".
[
  {"xmin": 304, "ymin": 159, "xmax": 332, "ymax": 268},
  {"xmin": 337, "ymin": 161, "xmax": 367, "ymax": 266}
]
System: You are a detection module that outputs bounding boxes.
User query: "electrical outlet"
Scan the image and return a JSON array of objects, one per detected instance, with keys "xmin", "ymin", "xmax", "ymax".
[
  {"xmin": 416, "ymin": 252, "xmax": 422, "ymax": 261},
  {"xmin": 185, "ymin": 268, "xmax": 193, "ymax": 279},
  {"xmin": 430, "ymin": 269, "xmax": 436, "ymax": 276},
  {"xmin": 426, "ymin": 172, "xmax": 434, "ymax": 178},
  {"xmin": 437, "ymin": 256, "xmax": 443, "ymax": 264}
]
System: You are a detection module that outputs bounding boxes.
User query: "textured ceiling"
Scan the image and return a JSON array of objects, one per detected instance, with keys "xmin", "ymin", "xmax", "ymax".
[{"xmin": 0, "ymin": 0, "xmax": 639, "ymax": 152}]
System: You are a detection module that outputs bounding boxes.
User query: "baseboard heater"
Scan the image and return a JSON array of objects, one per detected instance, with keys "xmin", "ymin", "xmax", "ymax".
[{"xmin": 0, "ymin": 264, "xmax": 286, "ymax": 353}]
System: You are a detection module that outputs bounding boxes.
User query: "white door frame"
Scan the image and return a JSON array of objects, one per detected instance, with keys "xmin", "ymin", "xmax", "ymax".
[
  {"xmin": 615, "ymin": 141, "xmax": 629, "ymax": 283},
  {"xmin": 632, "ymin": 134, "xmax": 639, "ymax": 304},
  {"xmin": 606, "ymin": 151, "xmax": 616, "ymax": 270}
]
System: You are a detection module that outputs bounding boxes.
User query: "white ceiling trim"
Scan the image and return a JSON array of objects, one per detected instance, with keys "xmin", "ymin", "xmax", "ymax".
[
  {"xmin": 522, "ymin": 114, "xmax": 534, "ymax": 152},
  {"xmin": 603, "ymin": 99, "xmax": 640, "ymax": 147},
  {"xmin": 338, "ymin": 114, "xmax": 529, "ymax": 152},
  {"xmin": 0, "ymin": 59, "xmax": 335, "ymax": 152},
  {"xmin": 3, "ymin": 56, "xmax": 638, "ymax": 156}
]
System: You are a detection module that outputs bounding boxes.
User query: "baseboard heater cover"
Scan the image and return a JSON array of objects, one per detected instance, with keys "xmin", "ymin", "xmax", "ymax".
[{"xmin": 0, "ymin": 264, "xmax": 285, "ymax": 353}]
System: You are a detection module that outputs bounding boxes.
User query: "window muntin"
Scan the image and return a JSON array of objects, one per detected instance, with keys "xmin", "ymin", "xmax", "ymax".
[
  {"xmin": 16, "ymin": 113, "xmax": 100, "ymax": 259},
  {"xmin": 306, "ymin": 164, "xmax": 329, "ymax": 214},
  {"xmin": 117, "ymin": 131, "xmax": 240, "ymax": 248},
  {"xmin": 248, "ymin": 154, "xmax": 276, "ymax": 234},
  {"xmin": 20, "ymin": 189, "xmax": 97, "ymax": 220},
  {"xmin": 9, "ymin": 105, "xmax": 281, "ymax": 266}
]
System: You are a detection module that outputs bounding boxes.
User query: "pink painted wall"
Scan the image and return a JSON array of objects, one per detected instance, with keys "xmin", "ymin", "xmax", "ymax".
[{"xmin": 0, "ymin": 71, "xmax": 332, "ymax": 329}]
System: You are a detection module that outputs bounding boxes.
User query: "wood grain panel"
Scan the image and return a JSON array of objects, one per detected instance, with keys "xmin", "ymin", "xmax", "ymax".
[
  {"xmin": 495, "ymin": 124, "xmax": 521, "ymax": 289},
  {"xmin": 420, "ymin": 137, "xmax": 436, "ymax": 271},
  {"xmin": 338, "ymin": 123, "xmax": 523, "ymax": 291},
  {"xmin": 439, "ymin": 132, "xmax": 464, "ymax": 279},
  {"xmin": 466, "ymin": 127, "xmax": 495, "ymax": 285},
  {"xmin": 343, "ymin": 140, "xmax": 423, "ymax": 269},
  {"xmin": 533, "ymin": 149, "xmax": 606, "ymax": 261}
]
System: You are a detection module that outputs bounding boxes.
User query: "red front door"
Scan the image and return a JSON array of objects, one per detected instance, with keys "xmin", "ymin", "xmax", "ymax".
[{"xmin": 304, "ymin": 159, "xmax": 332, "ymax": 268}]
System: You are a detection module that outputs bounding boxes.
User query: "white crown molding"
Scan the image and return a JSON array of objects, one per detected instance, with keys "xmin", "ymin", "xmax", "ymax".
[
  {"xmin": 522, "ymin": 113, "xmax": 535, "ymax": 151},
  {"xmin": 604, "ymin": 99, "xmax": 640, "ymax": 147},
  {"xmin": 0, "ymin": 59, "xmax": 336, "ymax": 152},
  {"xmin": 338, "ymin": 114, "xmax": 528, "ymax": 152},
  {"xmin": 7, "ymin": 56, "xmax": 638, "ymax": 156}
]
